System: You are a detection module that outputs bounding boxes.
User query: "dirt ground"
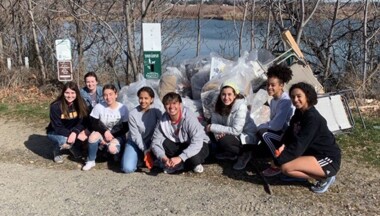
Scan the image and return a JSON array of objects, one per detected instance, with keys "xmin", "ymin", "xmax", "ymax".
[{"xmin": 0, "ymin": 118, "xmax": 379, "ymax": 215}]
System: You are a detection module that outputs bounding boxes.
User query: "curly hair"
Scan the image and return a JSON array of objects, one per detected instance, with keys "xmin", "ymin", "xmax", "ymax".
[
  {"xmin": 267, "ymin": 64, "xmax": 293, "ymax": 84},
  {"xmin": 289, "ymin": 82, "xmax": 318, "ymax": 106}
]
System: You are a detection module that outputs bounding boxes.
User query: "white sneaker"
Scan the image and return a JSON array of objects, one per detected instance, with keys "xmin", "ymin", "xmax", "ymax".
[
  {"xmin": 82, "ymin": 161, "xmax": 96, "ymax": 171},
  {"xmin": 193, "ymin": 164, "xmax": 204, "ymax": 173}
]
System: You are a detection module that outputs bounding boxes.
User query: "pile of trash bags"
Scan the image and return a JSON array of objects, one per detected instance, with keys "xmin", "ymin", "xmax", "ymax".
[{"xmin": 119, "ymin": 49, "xmax": 275, "ymax": 126}]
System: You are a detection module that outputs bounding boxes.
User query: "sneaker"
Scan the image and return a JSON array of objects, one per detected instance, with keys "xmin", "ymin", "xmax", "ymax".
[
  {"xmin": 215, "ymin": 152, "xmax": 237, "ymax": 161},
  {"xmin": 82, "ymin": 161, "xmax": 96, "ymax": 171},
  {"xmin": 232, "ymin": 152, "xmax": 252, "ymax": 170},
  {"xmin": 311, "ymin": 176, "xmax": 336, "ymax": 194},
  {"xmin": 262, "ymin": 167, "xmax": 281, "ymax": 177},
  {"xmin": 193, "ymin": 164, "xmax": 204, "ymax": 173},
  {"xmin": 163, "ymin": 163, "xmax": 184, "ymax": 174},
  {"xmin": 53, "ymin": 151, "xmax": 64, "ymax": 163}
]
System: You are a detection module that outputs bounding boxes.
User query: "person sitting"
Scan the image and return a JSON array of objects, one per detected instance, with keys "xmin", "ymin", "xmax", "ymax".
[
  {"xmin": 82, "ymin": 84, "xmax": 129, "ymax": 171},
  {"xmin": 206, "ymin": 81, "xmax": 257, "ymax": 171},
  {"xmin": 151, "ymin": 92, "xmax": 209, "ymax": 174},
  {"xmin": 257, "ymin": 65, "xmax": 294, "ymax": 177},
  {"xmin": 274, "ymin": 82, "xmax": 341, "ymax": 193},
  {"xmin": 46, "ymin": 81, "xmax": 88, "ymax": 163},
  {"xmin": 121, "ymin": 87, "xmax": 162, "ymax": 173}
]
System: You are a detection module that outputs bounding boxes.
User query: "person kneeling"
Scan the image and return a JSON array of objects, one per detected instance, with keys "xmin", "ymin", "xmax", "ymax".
[{"xmin": 274, "ymin": 82, "xmax": 341, "ymax": 193}]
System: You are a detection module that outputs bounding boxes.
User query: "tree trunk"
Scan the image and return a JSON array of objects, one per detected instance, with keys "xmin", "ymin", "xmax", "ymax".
[
  {"xmin": 250, "ymin": 0, "xmax": 256, "ymax": 50},
  {"xmin": 238, "ymin": 1, "xmax": 248, "ymax": 56},
  {"xmin": 28, "ymin": 0, "xmax": 46, "ymax": 84},
  {"xmin": 362, "ymin": 0, "xmax": 369, "ymax": 94},
  {"xmin": 124, "ymin": 0, "xmax": 138, "ymax": 83},
  {"xmin": 323, "ymin": 0, "xmax": 340, "ymax": 83},
  {"xmin": 196, "ymin": 1, "xmax": 202, "ymax": 57}
]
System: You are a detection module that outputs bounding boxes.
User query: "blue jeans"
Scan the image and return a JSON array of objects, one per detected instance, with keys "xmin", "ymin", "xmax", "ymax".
[
  {"xmin": 121, "ymin": 141, "xmax": 143, "ymax": 173},
  {"xmin": 87, "ymin": 136, "xmax": 125, "ymax": 161},
  {"xmin": 47, "ymin": 131, "xmax": 67, "ymax": 150}
]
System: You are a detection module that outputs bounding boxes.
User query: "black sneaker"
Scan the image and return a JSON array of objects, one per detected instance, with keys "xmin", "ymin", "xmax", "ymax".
[{"xmin": 311, "ymin": 176, "xmax": 336, "ymax": 193}]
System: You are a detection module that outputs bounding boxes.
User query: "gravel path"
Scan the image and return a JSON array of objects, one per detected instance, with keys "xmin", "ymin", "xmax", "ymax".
[{"xmin": 0, "ymin": 118, "xmax": 379, "ymax": 215}]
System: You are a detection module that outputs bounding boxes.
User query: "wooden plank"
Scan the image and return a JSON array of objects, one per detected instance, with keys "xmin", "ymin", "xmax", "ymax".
[{"xmin": 281, "ymin": 30, "xmax": 305, "ymax": 59}]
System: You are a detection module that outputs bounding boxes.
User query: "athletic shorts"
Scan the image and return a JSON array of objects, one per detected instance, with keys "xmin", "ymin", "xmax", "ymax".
[{"xmin": 315, "ymin": 156, "xmax": 340, "ymax": 177}]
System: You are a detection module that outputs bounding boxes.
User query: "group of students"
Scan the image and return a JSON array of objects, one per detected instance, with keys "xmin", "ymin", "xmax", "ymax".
[{"xmin": 46, "ymin": 65, "xmax": 341, "ymax": 194}]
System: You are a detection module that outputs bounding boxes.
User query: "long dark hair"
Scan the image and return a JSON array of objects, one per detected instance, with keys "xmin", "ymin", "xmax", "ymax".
[
  {"xmin": 215, "ymin": 86, "xmax": 244, "ymax": 116},
  {"xmin": 52, "ymin": 81, "xmax": 88, "ymax": 118}
]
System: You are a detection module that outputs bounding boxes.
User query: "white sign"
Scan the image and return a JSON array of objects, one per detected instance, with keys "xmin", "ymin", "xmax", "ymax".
[
  {"xmin": 142, "ymin": 23, "xmax": 161, "ymax": 51},
  {"xmin": 55, "ymin": 39, "xmax": 72, "ymax": 61}
]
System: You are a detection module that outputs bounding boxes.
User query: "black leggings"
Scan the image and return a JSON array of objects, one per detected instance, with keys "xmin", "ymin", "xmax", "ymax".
[
  {"xmin": 216, "ymin": 135, "xmax": 242, "ymax": 156},
  {"xmin": 163, "ymin": 139, "xmax": 209, "ymax": 169}
]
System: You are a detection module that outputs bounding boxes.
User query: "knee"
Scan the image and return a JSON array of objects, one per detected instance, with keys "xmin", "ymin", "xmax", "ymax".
[
  {"xmin": 280, "ymin": 164, "xmax": 291, "ymax": 175},
  {"xmin": 121, "ymin": 161, "xmax": 137, "ymax": 174},
  {"xmin": 88, "ymin": 132, "xmax": 101, "ymax": 144}
]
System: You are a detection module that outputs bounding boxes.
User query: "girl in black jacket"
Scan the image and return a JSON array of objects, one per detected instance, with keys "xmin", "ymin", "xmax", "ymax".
[{"xmin": 275, "ymin": 82, "xmax": 341, "ymax": 193}]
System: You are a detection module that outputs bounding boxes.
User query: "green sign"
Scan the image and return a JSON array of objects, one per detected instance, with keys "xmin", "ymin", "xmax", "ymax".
[{"xmin": 143, "ymin": 51, "xmax": 161, "ymax": 79}]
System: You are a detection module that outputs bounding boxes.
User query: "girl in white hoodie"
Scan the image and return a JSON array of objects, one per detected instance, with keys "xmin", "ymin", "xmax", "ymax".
[{"xmin": 206, "ymin": 81, "xmax": 257, "ymax": 170}]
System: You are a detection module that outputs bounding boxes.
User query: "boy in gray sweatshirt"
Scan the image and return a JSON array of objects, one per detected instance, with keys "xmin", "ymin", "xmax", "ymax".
[{"xmin": 151, "ymin": 92, "xmax": 209, "ymax": 174}]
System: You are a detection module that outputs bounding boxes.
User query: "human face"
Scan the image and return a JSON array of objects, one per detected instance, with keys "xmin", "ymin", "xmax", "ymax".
[
  {"xmin": 139, "ymin": 91, "xmax": 153, "ymax": 111},
  {"xmin": 103, "ymin": 89, "xmax": 117, "ymax": 107},
  {"xmin": 64, "ymin": 88, "xmax": 76, "ymax": 104},
  {"xmin": 164, "ymin": 100, "xmax": 181, "ymax": 120},
  {"xmin": 290, "ymin": 88, "xmax": 309, "ymax": 112},
  {"xmin": 267, "ymin": 77, "xmax": 284, "ymax": 99},
  {"xmin": 85, "ymin": 76, "xmax": 98, "ymax": 93},
  {"xmin": 220, "ymin": 87, "xmax": 236, "ymax": 106}
]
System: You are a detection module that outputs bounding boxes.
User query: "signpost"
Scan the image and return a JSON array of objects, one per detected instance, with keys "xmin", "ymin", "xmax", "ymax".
[
  {"xmin": 142, "ymin": 23, "xmax": 162, "ymax": 79},
  {"xmin": 57, "ymin": 61, "xmax": 73, "ymax": 81},
  {"xmin": 55, "ymin": 39, "xmax": 73, "ymax": 82}
]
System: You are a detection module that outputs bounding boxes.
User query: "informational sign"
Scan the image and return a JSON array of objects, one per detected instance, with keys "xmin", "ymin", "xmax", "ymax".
[
  {"xmin": 55, "ymin": 39, "xmax": 72, "ymax": 61},
  {"xmin": 57, "ymin": 60, "xmax": 73, "ymax": 81},
  {"xmin": 142, "ymin": 23, "xmax": 161, "ymax": 79},
  {"xmin": 143, "ymin": 51, "xmax": 161, "ymax": 79}
]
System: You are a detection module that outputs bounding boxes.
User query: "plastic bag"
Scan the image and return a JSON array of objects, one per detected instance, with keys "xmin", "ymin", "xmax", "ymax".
[
  {"xmin": 159, "ymin": 66, "xmax": 191, "ymax": 100},
  {"xmin": 119, "ymin": 74, "xmax": 164, "ymax": 112}
]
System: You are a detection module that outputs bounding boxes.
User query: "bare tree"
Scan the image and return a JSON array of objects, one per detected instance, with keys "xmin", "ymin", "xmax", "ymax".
[{"xmin": 28, "ymin": 0, "xmax": 46, "ymax": 83}]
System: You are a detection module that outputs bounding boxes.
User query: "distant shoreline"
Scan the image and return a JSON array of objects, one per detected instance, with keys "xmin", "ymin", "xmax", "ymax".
[{"xmin": 165, "ymin": 3, "xmax": 368, "ymax": 21}]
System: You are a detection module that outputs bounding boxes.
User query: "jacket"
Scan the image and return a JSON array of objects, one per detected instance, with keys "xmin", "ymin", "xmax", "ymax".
[
  {"xmin": 210, "ymin": 98, "xmax": 257, "ymax": 145},
  {"xmin": 151, "ymin": 106, "xmax": 210, "ymax": 162}
]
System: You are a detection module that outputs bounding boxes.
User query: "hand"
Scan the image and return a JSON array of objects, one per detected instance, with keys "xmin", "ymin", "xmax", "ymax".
[
  {"xmin": 104, "ymin": 130, "xmax": 114, "ymax": 142},
  {"xmin": 67, "ymin": 132, "xmax": 77, "ymax": 144},
  {"xmin": 162, "ymin": 156, "xmax": 170, "ymax": 168},
  {"xmin": 215, "ymin": 133, "xmax": 225, "ymax": 140},
  {"xmin": 206, "ymin": 124, "xmax": 211, "ymax": 132},
  {"xmin": 168, "ymin": 156, "xmax": 182, "ymax": 168},
  {"xmin": 275, "ymin": 144, "xmax": 285, "ymax": 157}
]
